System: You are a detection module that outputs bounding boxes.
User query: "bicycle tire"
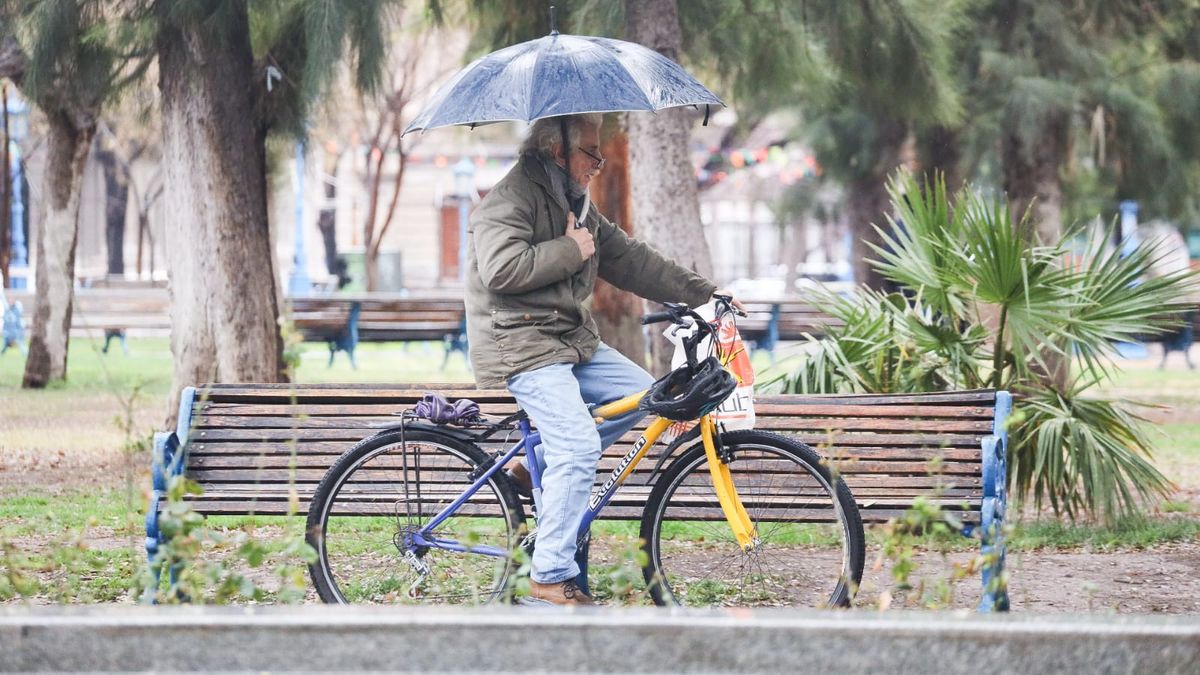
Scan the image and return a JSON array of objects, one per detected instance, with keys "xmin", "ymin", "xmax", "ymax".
[
  {"xmin": 306, "ymin": 428, "xmax": 526, "ymax": 604},
  {"xmin": 640, "ymin": 429, "xmax": 865, "ymax": 608}
]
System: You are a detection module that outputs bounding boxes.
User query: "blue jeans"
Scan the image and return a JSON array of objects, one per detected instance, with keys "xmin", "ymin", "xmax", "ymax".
[{"xmin": 506, "ymin": 343, "xmax": 654, "ymax": 584}]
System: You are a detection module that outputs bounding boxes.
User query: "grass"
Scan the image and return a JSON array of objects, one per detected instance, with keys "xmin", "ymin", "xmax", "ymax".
[
  {"xmin": 0, "ymin": 485, "xmax": 144, "ymax": 602},
  {"xmin": 0, "ymin": 489, "xmax": 141, "ymax": 539},
  {"xmin": 1008, "ymin": 516, "xmax": 1200, "ymax": 552}
]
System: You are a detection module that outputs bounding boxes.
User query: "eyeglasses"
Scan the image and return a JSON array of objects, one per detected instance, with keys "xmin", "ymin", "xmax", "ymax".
[{"xmin": 578, "ymin": 146, "xmax": 606, "ymax": 170}]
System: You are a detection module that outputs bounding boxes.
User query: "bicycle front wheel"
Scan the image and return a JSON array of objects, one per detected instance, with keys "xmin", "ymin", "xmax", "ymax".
[
  {"xmin": 306, "ymin": 428, "xmax": 526, "ymax": 604},
  {"xmin": 641, "ymin": 430, "xmax": 865, "ymax": 608}
]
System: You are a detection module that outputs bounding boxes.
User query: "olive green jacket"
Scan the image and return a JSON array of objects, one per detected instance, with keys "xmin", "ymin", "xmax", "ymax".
[{"xmin": 465, "ymin": 154, "xmax": 716, "ymax": 387}]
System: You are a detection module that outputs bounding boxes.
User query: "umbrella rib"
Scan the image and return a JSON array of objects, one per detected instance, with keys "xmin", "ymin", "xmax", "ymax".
[{"xmin": 526, "ymin": 36, "xmax": 552, "ymax": 123}]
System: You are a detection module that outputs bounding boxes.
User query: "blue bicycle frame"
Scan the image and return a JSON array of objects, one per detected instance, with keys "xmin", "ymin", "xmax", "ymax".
[{"xmin": 407, "ymin": 397, "xmax": 676, "ymax": 560}]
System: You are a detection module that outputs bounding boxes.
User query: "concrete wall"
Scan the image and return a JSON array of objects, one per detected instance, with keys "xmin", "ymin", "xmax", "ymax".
[{"xmin": 2, "ymin": 606, "xmax": 1198, "ymax": 673}]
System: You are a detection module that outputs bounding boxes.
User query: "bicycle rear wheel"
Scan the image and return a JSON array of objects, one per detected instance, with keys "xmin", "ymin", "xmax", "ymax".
[
  {"xmin": 306, "ymin": 428, "xmax": 526, "ymax": 604},
  {"xmin": 640, "ymin": 430, "xmax": 864, "ymax": 607}
]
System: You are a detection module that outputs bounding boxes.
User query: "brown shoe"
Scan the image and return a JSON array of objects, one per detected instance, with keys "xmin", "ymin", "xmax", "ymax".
[
  {"xmin": 527, "ymin": 579, "xmax": 595, "ymax": 606},
  {"xmin": 507, "ymin": 462, "xmax": 533, "ymax": 498}
]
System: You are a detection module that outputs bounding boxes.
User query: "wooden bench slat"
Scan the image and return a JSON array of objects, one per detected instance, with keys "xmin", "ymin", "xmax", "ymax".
[
  {"xmin": 186, "ymin": 447, "xmax": 984, "ymax": 467},
  {"xmin": 185, "ymin": 457, "xmax": 983, "ymax": 483},
  {"xmin": 189, "ymin": 426, "xmax": 991, "ymax": 447},
  {"xmin": 192, "ymin": 413, "xmax": 994, "ymax": 433},
  {"xmin": 185, "ymin": 498, "xmax": 981, "ymax": 524}
]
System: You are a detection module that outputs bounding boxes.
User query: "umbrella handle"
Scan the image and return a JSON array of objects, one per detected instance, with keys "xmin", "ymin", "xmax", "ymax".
[{"xmin": 558, "ymin": 115, "xmax": 587, "ymax": 228}]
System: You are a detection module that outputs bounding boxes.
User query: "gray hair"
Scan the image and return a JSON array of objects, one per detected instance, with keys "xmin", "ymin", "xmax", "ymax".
[{"xmin": 520, "ymin": 113, "xmax": 603, "ymax": 156}]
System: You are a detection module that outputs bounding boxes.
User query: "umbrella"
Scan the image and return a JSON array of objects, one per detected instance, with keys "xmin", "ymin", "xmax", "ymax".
[{"xmin": 402, "ymin": 24, "xmax": 723, "ymax": 135}]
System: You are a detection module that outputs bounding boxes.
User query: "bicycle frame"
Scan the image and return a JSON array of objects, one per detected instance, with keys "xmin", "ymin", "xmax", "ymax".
[{"xmin": 408, "ymin": 390, "xmax": 758, "ymax": 558}]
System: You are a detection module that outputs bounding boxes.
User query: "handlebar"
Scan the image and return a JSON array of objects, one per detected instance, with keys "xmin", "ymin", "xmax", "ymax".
[
  {"xmin": 639, "ymin": 297, "xmax": 745, "ymax": 369},
  {"xmin": 640, "ymin": 311, "xmax": 674, "ymax": 326}
]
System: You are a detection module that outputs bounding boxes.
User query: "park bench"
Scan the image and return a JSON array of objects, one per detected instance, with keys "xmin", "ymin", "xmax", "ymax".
[
  {"xmin": 147, "ymin": 384, "xmax": 1012, "ymax": 611},
  {"xmin": 7, "ymin": 287, "xmax": 172, "ymax": 353},
  {"xmin": 289, "ymin": 295, "xmax": 468, "ymax": 369},
  {"xmin": 736, "ymin": 298, "xmax": 843, "ymax": 360}
]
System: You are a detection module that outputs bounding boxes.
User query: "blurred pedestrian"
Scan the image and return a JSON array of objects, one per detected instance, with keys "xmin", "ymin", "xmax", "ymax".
[{"xmin": 1144, "ymin": 222, "xmax": 1197, "ymax": 369}]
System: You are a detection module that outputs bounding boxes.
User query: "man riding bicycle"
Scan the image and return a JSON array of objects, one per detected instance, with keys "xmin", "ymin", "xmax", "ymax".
[{"xmin": 465, "ymin": 113, "xmax": 741, "ymax": 605}]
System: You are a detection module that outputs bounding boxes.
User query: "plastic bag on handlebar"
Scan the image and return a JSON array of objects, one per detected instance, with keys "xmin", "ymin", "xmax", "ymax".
[{"xmin": 661, "ymin": 301, "xmax": 756, "ymax": 442}]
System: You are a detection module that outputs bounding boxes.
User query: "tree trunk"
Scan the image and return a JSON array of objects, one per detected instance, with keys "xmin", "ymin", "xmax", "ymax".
[
  {"xmin": 317, "ymin": 156, "xmax": 340, "ymax": 283},
  {"xmin": 1, "ymin": 83, "xmax": 11, "ymax": 289},
  {"xmin": 846, "ymin": 117, "xmax": 906, "ymax": 290},
  {"xmin": 1003, "ymin": 114, "xmax": 1070, "ymax": 390},
  {"xmin": 364, "ymin": 250, "xmax": 380, "ymax": 291},
  {"xmin": 783, "ymin": 218, "xmax": 807, "ymax": 292},
  {"xmin": 589, "ymin": 123, "xmax": 646, "ymax": 365},
  {"xmin": 920, "ymin": 124, "xmax": 964, "ymax": 192},
  {"xmin": 625, "ymin": 0, "xmax": 714, "ymax": 376},
  {"xmin": 96, "ymin": 149, "xmax": 128, "ymax": 276},
  {"xmin": 157, "ymin": 1, "xmax": 286, "ymax": 417},
  {"xmin": 22, "ymin": 111, "xmax": 94, "ymax": 388},
  {"xmin": 1003, "ymin": 115, "xmax": 1067, "ymax": 246}
]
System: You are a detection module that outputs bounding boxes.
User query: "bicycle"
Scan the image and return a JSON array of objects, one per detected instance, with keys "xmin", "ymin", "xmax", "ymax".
[{"xmin": 305, "ymin": 297, "xmax": 865, "ymax": 607}]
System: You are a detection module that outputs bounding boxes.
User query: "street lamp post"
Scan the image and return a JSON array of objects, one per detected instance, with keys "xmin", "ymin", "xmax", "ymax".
[
  {"xmin": 6, "ymin": 93, "xmax": 29, "ymax": 290},
  {"xmin": 289, "ymin": 141, "xmax": 311, "ymax": 295},
  {"xmin": 453, "ymin": 157, "xmax": 476, "ymax": 281}
]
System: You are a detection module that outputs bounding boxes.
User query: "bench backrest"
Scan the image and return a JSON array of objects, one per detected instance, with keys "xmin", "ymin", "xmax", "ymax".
[
  {"xmin": 737, "ymin": 298, "xmax": 844, "ymax": 342},
  {"xmin": 174, "ymin": 384, "xmax": 1000, "ymax": 524},
  {"xmin": 289, "ymin": 296, "xmax": 465, "ymax": 342},
  {"xmin": 8, "ymin": 289, "xmax": 171, "ymax": 335}
]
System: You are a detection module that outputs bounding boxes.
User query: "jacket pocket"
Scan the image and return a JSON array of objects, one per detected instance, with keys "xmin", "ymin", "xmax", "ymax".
[{"xmin": 491, "ymin": 309, "xmax": 561, "ymax": 368}]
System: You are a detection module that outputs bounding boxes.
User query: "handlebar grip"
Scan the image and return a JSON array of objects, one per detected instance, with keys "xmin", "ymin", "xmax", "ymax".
[{"xmin": 640, "ymin": 312, "xmax": 673, "ymax": 325}]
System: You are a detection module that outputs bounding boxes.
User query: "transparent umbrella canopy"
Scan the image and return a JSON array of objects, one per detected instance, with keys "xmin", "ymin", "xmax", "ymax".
[{"xmin": 402, "ymin": 28, "xmax": 723, "ymax": 135}]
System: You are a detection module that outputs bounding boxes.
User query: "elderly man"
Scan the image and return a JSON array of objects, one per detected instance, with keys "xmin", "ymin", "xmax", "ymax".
[{"xmin": 465, "ymin": 113, "xmax": 733, "ymax": 605}]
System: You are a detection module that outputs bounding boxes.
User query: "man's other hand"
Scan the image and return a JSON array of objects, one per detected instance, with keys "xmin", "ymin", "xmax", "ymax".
[
  {"xmin": 713, "ymin": 289, "xmax": 746, "ymax": 313},
  {"xmin": 565, "ymin": 213, "xmax": 595, "ymax": 260}
]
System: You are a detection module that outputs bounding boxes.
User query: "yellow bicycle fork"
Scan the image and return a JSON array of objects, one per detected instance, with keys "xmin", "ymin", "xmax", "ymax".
[
  {"xmin": 699, "ymin": 415, "xmax": 758, "ymax": 551},
  {"xmin": 593, "ymin": 395, "xmax": 758, "ymax": 551}
]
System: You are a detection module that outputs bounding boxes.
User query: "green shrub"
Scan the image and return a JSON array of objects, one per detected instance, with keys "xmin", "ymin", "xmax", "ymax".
[{"xmin": 767, "ymin": 171, "xmax": 1197, "ymax": 523}]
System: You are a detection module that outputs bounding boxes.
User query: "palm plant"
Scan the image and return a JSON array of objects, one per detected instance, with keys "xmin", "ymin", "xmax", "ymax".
[{"xmin": 769, "ymin": 171, "xmax": 1197, "ymax": 522}]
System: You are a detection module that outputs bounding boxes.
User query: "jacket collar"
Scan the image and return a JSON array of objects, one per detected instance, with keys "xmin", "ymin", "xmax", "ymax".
[
  {"xmin": 521, "ymin": 153, "xmax": 569, "ymax": 214},
  {"xmin": 520, "ymin": 152, "xmax": 591, "ymax": 223}
]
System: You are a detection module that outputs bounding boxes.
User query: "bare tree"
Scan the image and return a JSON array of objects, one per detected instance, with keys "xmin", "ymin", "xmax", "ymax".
[{"xmin": 352, "ymin": 20, "xmax": 453, "ymax": 291}]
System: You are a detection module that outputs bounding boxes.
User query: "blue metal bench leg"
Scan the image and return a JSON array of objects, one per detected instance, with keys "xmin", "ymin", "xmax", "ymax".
[
  {"xmin": 145, "ymin": 388, "xmax": 199, "ymax": 604},
  {"xmin": 978, "ymin": 391, "xmax": 1012, "ymax": 612},
  {"xmin": 758, "ymin": 303, "xmax": 780, "ymax": 364},
  {"xmin": 979, "ymin": 496, "xmax": 1010, "ymax": 611}
]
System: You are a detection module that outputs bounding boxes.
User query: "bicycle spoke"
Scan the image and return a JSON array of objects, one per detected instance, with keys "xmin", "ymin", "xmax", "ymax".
[
  {"xmin": 309, "ymin": 431, "xmax": 524, "ymax": 606},
  {"xmin": 643, "ymin": 431, "xmax": 864, "ymax": 608}
]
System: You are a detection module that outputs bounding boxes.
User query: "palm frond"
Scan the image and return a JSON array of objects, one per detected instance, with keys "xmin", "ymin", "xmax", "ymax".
[
  {"xmin": 778, "ymin": 167, "xmax": 1192, "ymax": 523},
  {"xmin": 1011, "ymin": 387, "xmax": 1173, "ymax": 522}
]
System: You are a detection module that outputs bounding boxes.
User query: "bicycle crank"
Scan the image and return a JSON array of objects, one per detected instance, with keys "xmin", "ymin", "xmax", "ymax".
[{"xmin": 402, "ymin": 549, "xmax": 432, "ymax": 598}]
